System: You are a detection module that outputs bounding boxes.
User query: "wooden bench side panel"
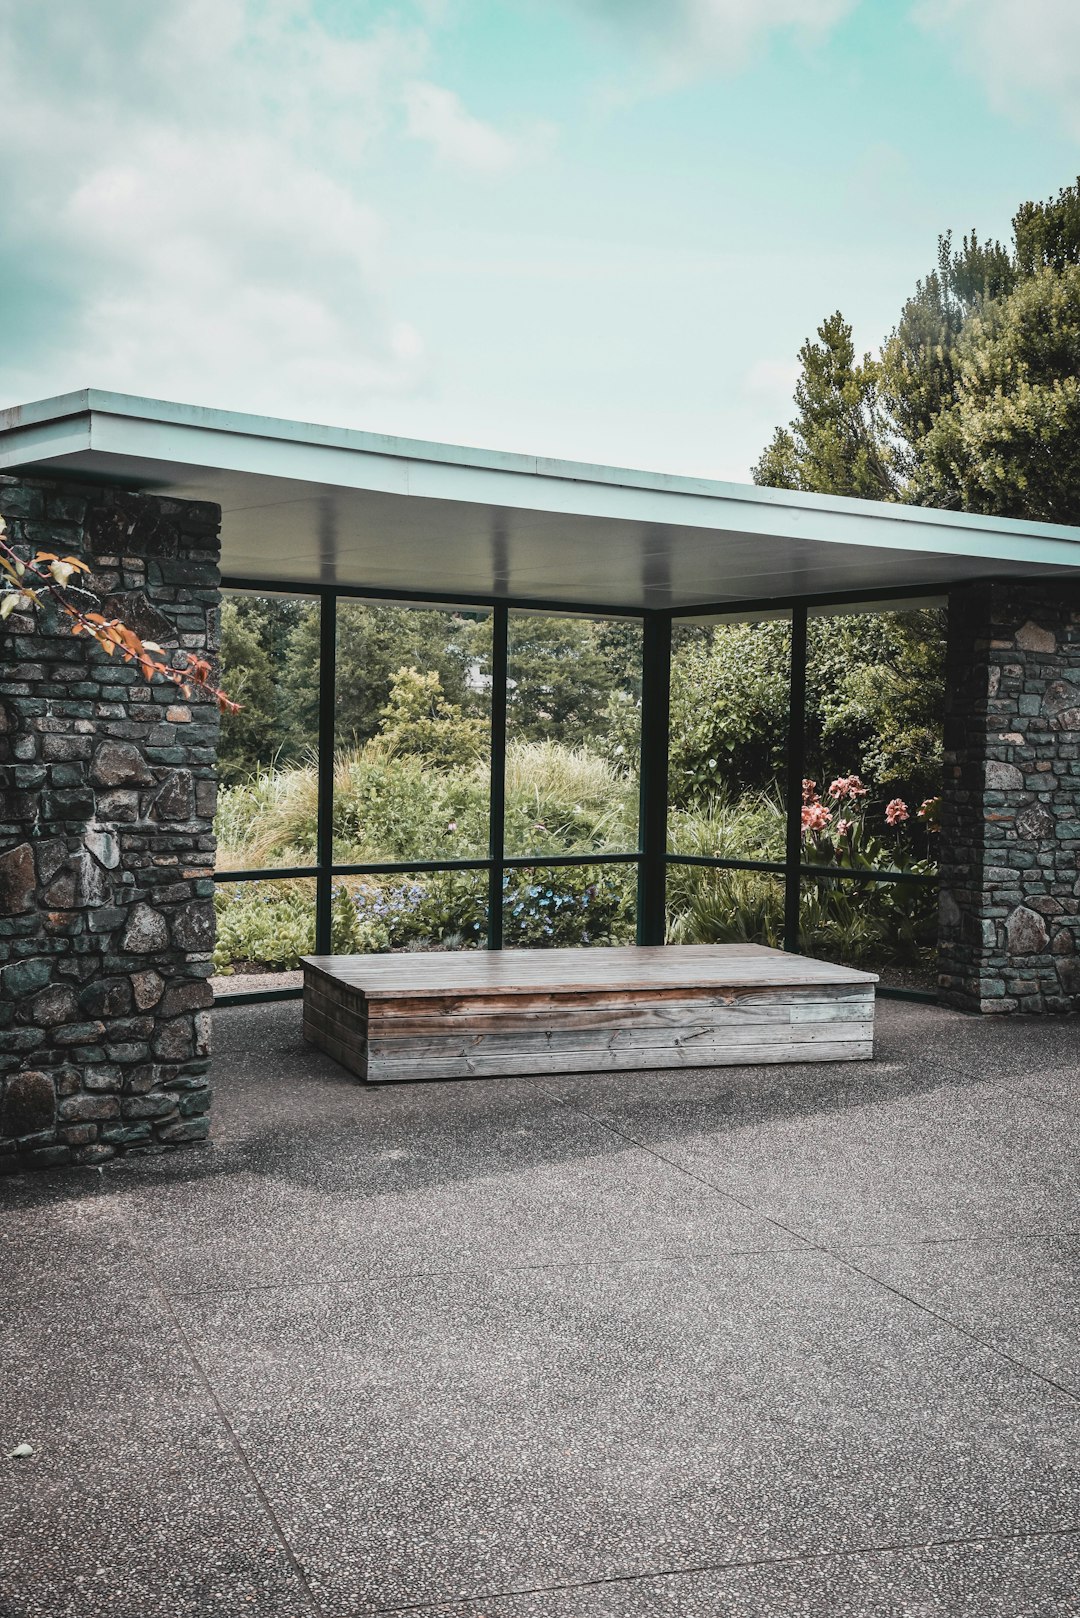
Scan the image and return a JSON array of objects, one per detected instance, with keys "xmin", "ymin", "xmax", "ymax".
[{"xmin": 303, "ymin": 960, "xmax": 874, "ymax": 1084}]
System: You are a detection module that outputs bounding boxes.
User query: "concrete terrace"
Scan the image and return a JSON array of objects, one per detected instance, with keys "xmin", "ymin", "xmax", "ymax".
[{"xmin": 2, "ymin": 1000, "xmax": 1079, "ymax": 1617}]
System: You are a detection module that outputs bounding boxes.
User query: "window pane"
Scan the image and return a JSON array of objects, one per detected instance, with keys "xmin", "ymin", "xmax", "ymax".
[
  {"xmin": 329, "ymin": 870, "xmax": 487, "ymax": 953},
  {"xmin": 504, "ymin": 612, "xmax": 641, "ymax": 857},
  {"xmin": 799, "ymin": 874, "xmax": 938, "ymax": 993},
  {"xmin": 213, "ymin": 876, "xmax": 317, "ymax": 981},
  {"xmin": 802, "ymin": 604, "xmax": 945, "ymax": 877},
  {"xmin": 332, "ymin": 603, "xmax": 492, "ymax": 864},
  {"xmin": 215, "ymin": 591, "xmax": 320, "ymax": 871},
  {"xmin": 502, "ymin": 864, "xmax": 636, "ymax": 948},
  {"xmin": 666, "ymin": 864, "xmax": 784, "ymax": 948},
  {"xmin": 667, "ymin": 615, "xmax": 790, "ymax": 862}
]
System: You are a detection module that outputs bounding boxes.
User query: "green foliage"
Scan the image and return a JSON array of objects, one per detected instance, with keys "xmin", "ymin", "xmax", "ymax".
[
  {"xmin": 502, "ymin": 868, "xmax": 634, "ymax": 946},
  {"xmin": 502, "ymin": 738, "xmax": 637, "ymax": 853},
  {"xmin": 882, "ymin": 230, "xmax": 1015, "ymax": 477},
  {"xmin": 756, "ymin": 176, "xmax": 1080, "ymax": 524},
  {"xmin": 918, "ymin": 266, "xmax": 1080, "ymax": 522},
  {"xmin": 505, "ymin": 614, "xmax": 638, "ymax": 745},
  {"xmin": 213, "ymin": 880, "xmax": 316, "ymax": 972},
  {"xmin": 214, "ymin": 735, "xmax": 638, "ymax": 874},
  {"xmin": 668, "ymin": 621, "xmax": 792, "ymax": 805},
  {"xmin": 216, "ymin": 596, "xmax": 304, "ymax": 783},
  {"xmin": 283, "ymin": 605, "xmax": 485, "ymax": 747},
  {"xmin": 666, "ymin": 609, "xmax": 945, "ymax": 810},
  {"xmin": 752, "ymin": 312, "xmax": 896, "ymax": 499},
  {"xmin": 806, "ymin": 609, "xmax": 945, "ymax": 800},
  {"xmin": 378, "ymin": 666, "xmax": 487, "ymax": 770},
  {"xmin": 213, "ymin": 860, "xmax": 634, "ymax": 970},
  {"xmin": 668, "ymin": 788, "xmax": 786, "ymax": 862},
  {"xmin": 1013, "ymin": 179, "xmax": 1080, "ymax": 276},
  {"xmin": 666, "ymin": 858, "xmax": 936, "ymax": 971}
]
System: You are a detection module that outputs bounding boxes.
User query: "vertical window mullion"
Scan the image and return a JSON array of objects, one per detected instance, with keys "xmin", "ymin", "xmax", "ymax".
[
  {"xmin": 637, "ymin": 611, "xmax": 671, "ymax": 946},
  {"xmin": 487, "ymin": 604, "xmax": 509, "ymax": 949},
  {"xmin": 314, "ymin": 588, "xmax": 337, "ymax": 956},
  {"xmin": 784, "ymin": 604, "xmax": 808, "ymax": 953}
]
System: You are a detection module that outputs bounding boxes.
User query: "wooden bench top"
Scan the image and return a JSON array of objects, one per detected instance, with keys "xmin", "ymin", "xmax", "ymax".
[{"xmin": 302, "ymin": 944, "xmax": 877, "ymax": 1001}]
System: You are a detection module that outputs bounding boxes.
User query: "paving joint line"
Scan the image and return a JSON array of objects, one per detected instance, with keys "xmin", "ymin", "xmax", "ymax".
[
  {"xmin": 542, "ymin": 1086, "xmax": 823, "ymax": 1254},
  {"xmin": 360, "ymin": 1520, "xmax": 1080, "ymax": 1614},
  {"xmin": 546, "ymin": 1090, "xmax": 1080, "ymax": 1405},
  {"xmin": 159, "ymin": 1247, "xmax": 807, "ymax": 1300},
  {"xmin": 824, "ymin": 1248, "xmax": 1080, "ymax": 1406},
  {"xmin": 117, "ymin": 1218, "xmax": 324, "ymax": 1614}
]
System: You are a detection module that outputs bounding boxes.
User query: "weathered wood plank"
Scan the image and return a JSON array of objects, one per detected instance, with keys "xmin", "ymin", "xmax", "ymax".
[
  {"xmin": 369, "ymin": 1019, "xmax": 870, "ymax": 1058},
  {"xmin": 363, "ymin": 997, "xmax": 873, "ymax": 1038},
  {"xmin": 302, "ymin": 943, "xmax": 877, "ymax": 999},
  {"xmin": 367, "ymin": 1037, "xmax": 875, "ymax": 1081},
  {"xmin": 302, "ymin": 944, "xmax": 877, "ymax": 1082},
  {"xmin": 364, "ymin": 983, "xmax": 872, "ymax": 1022}
]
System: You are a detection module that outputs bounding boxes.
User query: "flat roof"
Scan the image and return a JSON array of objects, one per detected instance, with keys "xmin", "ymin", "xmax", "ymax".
[{"xmin": 2, "ymin": 388, "xmax": 1079, "ymax": 613}]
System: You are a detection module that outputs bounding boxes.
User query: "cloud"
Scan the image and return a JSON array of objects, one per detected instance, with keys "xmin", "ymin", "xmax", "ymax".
[
  {"xmin": 404, "ymin": 82, "xmax": 520, "ymax": 171},
  {"xmin": 0, "ymin": 0, "xmax": 526, "ymax": 422},
  {"xmin": 912, "ymin": 0, "xmax": 1080, "ymax": 139},
  {"xmin": 570, "ymin": 0, "xmax": 856, "ymax": 89}
]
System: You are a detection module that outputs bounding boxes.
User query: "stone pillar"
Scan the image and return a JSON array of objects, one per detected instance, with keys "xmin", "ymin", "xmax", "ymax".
[
  {"xmin": 0, "ymin": 477, "xmax": 221, "ymax": 1170},
  {"xmin": 938, "ymin": 579, "xmax": 1080, "ymax": 1014}
]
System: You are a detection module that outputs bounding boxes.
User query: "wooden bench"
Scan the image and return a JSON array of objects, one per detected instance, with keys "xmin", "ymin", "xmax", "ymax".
[{"xmin": 301, "ymin": 944, "xmax": 876, "ymax": 1084}]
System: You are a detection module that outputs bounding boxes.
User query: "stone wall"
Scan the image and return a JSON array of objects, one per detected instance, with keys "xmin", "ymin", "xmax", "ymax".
[
  {"xmin": 939, "ymin": 579, "xmax": 1080, "ymax": 1014},
  {"xmin": 0, "ymin": 476, "xmax": 221, "ymax": 1170}
]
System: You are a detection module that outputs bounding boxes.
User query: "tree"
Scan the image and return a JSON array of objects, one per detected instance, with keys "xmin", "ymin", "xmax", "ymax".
[
  {"xmin": 668, "ymin": 620, "xmax": 792, "ymax": 804},
  {"xmin": 755, "ymin": 177, "xmax": 1080, "ymax": 524},
  {"xmin": 503, "ymin": 615, "xmax": 614, "ymax": 745},
  {"xmin": 666, "ymin": 609, "xmax": 946, "ymax": 809},
  {"xmin": 216, "ymin": 598, "xmax": 279, "ymax": 781},
  {"xmin": 881, "ymin": 230, "xmax": 1015, "ymax": 481},
  {"xmin": 752, "ymin": 313, "xmax": 896, "ymax": 499},
  {"xmin": 917, "ymin": 266, "xmax": 1080, "ymax": 522},
  {"xmin": 377, "ymin": 666, "xmax": 486, "ymax": 769},
  {"xmin": 284, "ymin": 602, "xmax": 481, "ymax": 751}
]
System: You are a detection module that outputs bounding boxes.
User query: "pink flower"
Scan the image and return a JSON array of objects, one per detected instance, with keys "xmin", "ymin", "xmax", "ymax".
[
  {"xmin": 802, "ymin": 802, "xmax": 833, "ymax": 834},
  {"xmin": 885, "ymin": 798, "xmax": 909, "ymax": 826},
  {"xmin": 828, "ymin": 773, "xmax": 868, "ymax": 801},
  {"xmin": 446, "ymin": 820, "xmax": 458, "ymax": 832},
  {"xmin": 802, "ymin": 779, "xmax": 818, "ymax": 804},
  {"xmin": 836, "ymin": 818, "xmax": 853, "ymax": 837}
]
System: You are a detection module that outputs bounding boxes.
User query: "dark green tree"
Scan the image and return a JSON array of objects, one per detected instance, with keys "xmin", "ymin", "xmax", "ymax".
[
  {"xmin": 285, "ymin": 602, "xmax": 483, "ymax": 750},
  {"xmin": 918, "ymin": 265, "xmax": 1080, "ymax": 521},
  {"xmin": 503, "ymin": 615, "xmax": 615, "ymax": 745},
  {"xmin": 217, "ymin": 594, "xmax": 312, "ymax": 781},
  {"xmin": 752, "ymin": 313, "xmax": 896, "ymax": 499},
  {"xmin": 755, "ymin": 177, "xmax": 1080, "ymax": 524}
]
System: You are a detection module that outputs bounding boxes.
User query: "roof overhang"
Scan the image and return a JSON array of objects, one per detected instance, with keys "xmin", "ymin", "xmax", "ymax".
[{"xmin": 2, "ymin": 389, "xmax": 1079, "ymax": 614}]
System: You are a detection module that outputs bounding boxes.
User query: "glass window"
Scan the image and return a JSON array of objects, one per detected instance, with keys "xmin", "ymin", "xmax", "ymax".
[
  {"xmin": 333, "ymin": 602, "xmax": 492, "ymax": 865},
  {"xmin": 331, "ymin": 601, "xmax": 495, "ymax": 867},
  {"xmin": 797, "ymin": 601, "xmax": 945, "ymax": 988},
  {"xmin": 502, "ymin": 863, "xmax": 636, "ymax": 949},
  {"xmin": 667, "ymin": 613, "xmax": 791, "ymax": 863},
  {"xmin": 799, "ymin": 874, "xmax": 938, "ymax": 993},
  {"xmin": 504, "ymin": 611, "xmax": 641, "ymax": 858},
  {"xmin": 801, "ymin": 603, "xmax": 945, "ymax": 877},
  {"xmin": 213, "ymin": 876, "xmax": 317, "ymax": 980},
  {"xmin": 666, "ymin": 864, "xmax": 784, "ymax": 949},
  {"xmin": 215, "ymin": 590, "xmax": 320, "ymax": 872},
  {"xmin": 329, "ymin": 869, "xmax": 487, "ymax": 954}
]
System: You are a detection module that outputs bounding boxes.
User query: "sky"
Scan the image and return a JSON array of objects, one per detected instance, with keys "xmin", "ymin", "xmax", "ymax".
[{"xmin": 1, "ymin": 0, "xmax": 1078, "ymax": 481}]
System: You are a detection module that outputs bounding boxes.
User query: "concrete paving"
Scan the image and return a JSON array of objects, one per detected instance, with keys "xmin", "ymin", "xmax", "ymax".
[{"xmin": 1, "ymin": 999, "xmax": 1078, "ymax": 1616}]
